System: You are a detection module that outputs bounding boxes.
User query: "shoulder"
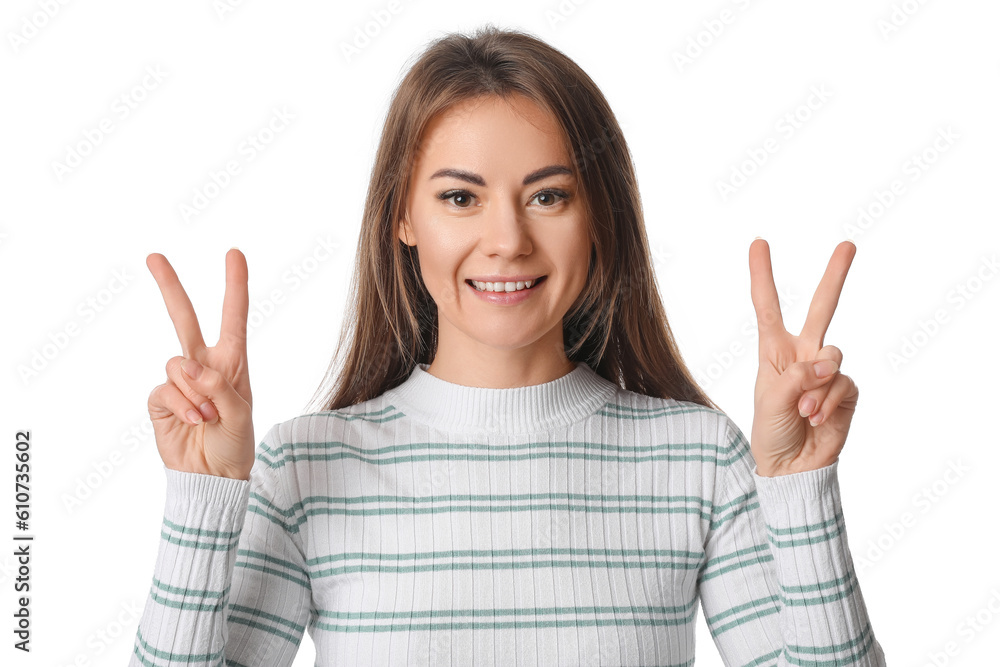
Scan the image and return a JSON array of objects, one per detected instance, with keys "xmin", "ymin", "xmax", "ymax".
[
  {"xmin": 607, "ymin": 386, "xmax": 736, "ymax": 437},
  {"xmin": 257, "ymin": 393, "xmax": 403, "ymax": 466}
]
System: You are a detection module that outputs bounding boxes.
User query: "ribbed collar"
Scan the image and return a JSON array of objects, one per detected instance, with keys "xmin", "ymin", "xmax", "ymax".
[{"xmin": 385, "ymin": 361, "xmax": 618, "ymax": 435}]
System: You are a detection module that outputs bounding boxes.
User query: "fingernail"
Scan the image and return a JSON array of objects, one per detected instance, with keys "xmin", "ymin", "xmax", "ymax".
[
  {"xmin": 800, "ymin": 396, "xmax": 817, "ymax": 417},
  {"xmin": 810, "ymin": 412, "xmax": 823, "ymax": 426},
  {"xmin": 186, "ymin": 409, "xmax": 203, "ymax": 425},
  {"xmin": 814, "ymin": 360, "xmax": 837, "ymax": 378},
  {"xmin": 182, "ymin": 359, "xmax": 203, "ymax": 380},
  {"xmin": 199, "ymin": 401, "xmax": 217, "ymax": 421}
]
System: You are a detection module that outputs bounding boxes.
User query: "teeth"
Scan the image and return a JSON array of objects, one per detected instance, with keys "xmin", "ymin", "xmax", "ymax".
[{"xmin": 472, "ymin": 279, "xmax": 535, "ymax": 292}]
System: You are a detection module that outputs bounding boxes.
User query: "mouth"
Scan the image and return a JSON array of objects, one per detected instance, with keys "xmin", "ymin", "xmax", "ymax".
[{"xmin": 466, "ymin": 275, "xmax": 547, "ymax": 293}]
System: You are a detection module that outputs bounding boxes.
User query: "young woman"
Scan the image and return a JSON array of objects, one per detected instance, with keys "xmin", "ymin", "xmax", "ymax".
[{"xmin": 131, "ymin": 25, "xmax": 885, "ymax": 666}]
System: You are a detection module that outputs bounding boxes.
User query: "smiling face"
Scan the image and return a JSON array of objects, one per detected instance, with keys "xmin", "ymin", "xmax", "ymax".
[{"xmin": 397, "ymin": 93, "xmax": 593, "ymax": 386}]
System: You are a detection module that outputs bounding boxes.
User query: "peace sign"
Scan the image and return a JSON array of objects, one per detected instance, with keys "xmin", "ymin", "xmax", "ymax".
[
  {"xmin": 145, "ymin": 248, "xmax": 256, "ymax": 480},
  {"xmin": 747, "ymin": 238, "xmax": 860, "ymax": 477}
]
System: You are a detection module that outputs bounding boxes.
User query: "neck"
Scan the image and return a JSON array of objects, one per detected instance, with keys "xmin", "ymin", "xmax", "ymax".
[{"xmin": 385, "ymin": 360, "xmax": 618, "ymax": 435}]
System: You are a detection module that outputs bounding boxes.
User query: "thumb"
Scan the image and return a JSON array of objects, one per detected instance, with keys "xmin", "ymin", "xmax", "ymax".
[{"xmin": 181, "ymin": 359, "xmax": 250, "ymax": 424}]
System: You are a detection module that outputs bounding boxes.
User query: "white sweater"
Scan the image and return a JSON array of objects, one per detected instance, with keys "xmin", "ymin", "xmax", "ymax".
[{"xmin": 129, "ymin": 361, "xmax": 886, "ymax": 666}]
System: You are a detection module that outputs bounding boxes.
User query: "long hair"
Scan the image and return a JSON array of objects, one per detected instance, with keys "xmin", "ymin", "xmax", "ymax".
[{"xmin": 304, "ymin": 24, "xmax": 719, "ymax": 413}]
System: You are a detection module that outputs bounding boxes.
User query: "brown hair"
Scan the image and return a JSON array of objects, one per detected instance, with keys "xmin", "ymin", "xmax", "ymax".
[{"xmin": 304, "ymin": 24, "xmax": 719, "ymax": 413}]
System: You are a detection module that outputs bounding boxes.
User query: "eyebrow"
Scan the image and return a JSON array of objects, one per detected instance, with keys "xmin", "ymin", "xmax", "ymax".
[{"xmin": 429, "ymin": 164, "xmax": 573, "ymax": 187}]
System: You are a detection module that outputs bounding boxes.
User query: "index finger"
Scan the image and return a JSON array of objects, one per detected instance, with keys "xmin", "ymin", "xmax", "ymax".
[
  {"xmin": 749, "ymin": 238, "xmax": 786, "ymax": 340},
  {"xmin": 146, "ymin": 253, "xmax": 207, "ymax": 357},
  {"xmin": 219, "ymin": 248, "xmax": 249, "ymax": 349},
  {"xmin": 800, "ymin": 240, "xmax": 856, "ymax": 347}
]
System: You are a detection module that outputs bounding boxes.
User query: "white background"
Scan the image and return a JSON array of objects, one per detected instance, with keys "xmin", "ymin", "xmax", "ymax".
[{"xmin": 1, "ymin": 0, "xmax": 998, "ymax": 665}]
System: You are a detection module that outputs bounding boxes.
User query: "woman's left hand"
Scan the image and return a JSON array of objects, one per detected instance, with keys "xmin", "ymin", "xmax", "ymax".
[{"xmin": 747, "ymin": 238, "xmax": 860, "ymax": 477}]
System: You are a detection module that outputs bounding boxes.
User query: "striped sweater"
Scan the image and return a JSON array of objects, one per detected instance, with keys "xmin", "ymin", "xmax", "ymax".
[{"xmin": 130, "ymin": 360, "xmax": 886, "ymax": 666}]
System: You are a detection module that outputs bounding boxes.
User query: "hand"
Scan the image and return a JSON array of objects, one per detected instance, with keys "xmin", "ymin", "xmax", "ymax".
[
  {"xmin": 145, "ymin": 248, "xmax": 255, "ymax": 480},
  {"xmin": 748, "ymin": 238, "xmax": 860, "ymax": 477}
]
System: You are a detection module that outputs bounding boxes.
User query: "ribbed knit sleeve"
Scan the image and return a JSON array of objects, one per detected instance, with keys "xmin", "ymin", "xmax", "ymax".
[
  {"xmin": 698, "ymin": 418, "xmax": 886, "ymax": 666},
  {"xmin": 129, "ymin": 423, "xmax": 313, "ymax": 666}
]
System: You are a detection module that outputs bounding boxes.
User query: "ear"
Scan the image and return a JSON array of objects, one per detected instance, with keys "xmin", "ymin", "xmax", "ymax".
[{"xmin": 397, "ymin": 214, "xmax": 415, "ymax": 247}]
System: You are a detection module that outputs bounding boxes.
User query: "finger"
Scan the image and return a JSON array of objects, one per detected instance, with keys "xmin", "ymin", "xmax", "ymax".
[
  {"xmin": 770, "ymin": 358, "xmax": 840, "ymax": 409},
  {"xmin": 800, "ymin": 240, "xmax": 856, "ymax": 348},
  {"xmin": 148, "ymin": 381, "xmax": 207, "ymax": 426},
  {"xmin": 797, "ymin": 345, "xmax": 843, "ymax": 419},
  {"xmin": 749, "ymin": 238, "xmax": 786, "ymax": 341},
  {"xmin": 165, "ymin": 356, "xmax": 218, "ymax": 423},
  {"xmin": 219, "ymin": 248, "xmax": 249, "ymax": 349},
  {"xmin": 808, "ymin": 372, "xmax": 858, "ymax": 427},
  {"xmin": 147, "ymin": 253, "xmax": 207, "ymax": 357},
  {"xmin": 177, "ymin": 356, "xmax": 251, "ymax": 423}
]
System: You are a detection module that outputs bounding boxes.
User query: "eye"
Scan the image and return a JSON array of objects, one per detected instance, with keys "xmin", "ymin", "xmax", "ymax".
[
  {"xmin": 437, "ymin": 189, "xmax": 476, "ymax": 208},
  {"xmin": 530, "ymin": 189, "xmax": 570, "ymax": 207},
  {"xmin": 435, "ymin": 187, "xmax": 571, "ymax": 209}
]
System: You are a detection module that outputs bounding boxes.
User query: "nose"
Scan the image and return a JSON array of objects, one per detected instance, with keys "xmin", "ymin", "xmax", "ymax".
[{"xmin": 478, "ymin": 198, "xmax": 533, "ymax": 258}]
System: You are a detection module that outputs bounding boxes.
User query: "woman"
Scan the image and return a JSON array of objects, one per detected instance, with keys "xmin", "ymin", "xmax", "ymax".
[{"xmin": 130, "ymin": 25, "xmax": 885, "ymax": 666}]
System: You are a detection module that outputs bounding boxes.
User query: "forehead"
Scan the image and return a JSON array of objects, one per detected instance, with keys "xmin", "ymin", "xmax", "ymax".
[{"xmin": 413, "ymin": 95, "xmax": 571, "ymax": 175}]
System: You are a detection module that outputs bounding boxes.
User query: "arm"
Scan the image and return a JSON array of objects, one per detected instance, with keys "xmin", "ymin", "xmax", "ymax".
[
  {"xmin": 129, "ymin": 423, "xmax": 312, "ymax": 667},
  {"xmin": 698, "ymin": 418, "xmax": 886, "ymax": 666}
]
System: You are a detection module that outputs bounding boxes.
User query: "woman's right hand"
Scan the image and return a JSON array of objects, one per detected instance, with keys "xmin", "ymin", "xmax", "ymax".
[{"xmin": 145, "ymin": 248, "xmax": 255, "ymax": 480}]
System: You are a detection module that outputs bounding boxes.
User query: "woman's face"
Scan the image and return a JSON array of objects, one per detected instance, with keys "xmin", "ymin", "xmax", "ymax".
[{"xmin": 398, "ymin": 94, "xmax": 592, "ymax": 374}]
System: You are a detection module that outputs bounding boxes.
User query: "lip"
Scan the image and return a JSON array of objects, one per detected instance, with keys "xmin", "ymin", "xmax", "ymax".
[
  {"xmin": 466, "ymin": 274, "xmax": 545, "ymax": 282},
  {"xmin": 466, "ymin": 275, "xmax": 546, "ymax": 304}
]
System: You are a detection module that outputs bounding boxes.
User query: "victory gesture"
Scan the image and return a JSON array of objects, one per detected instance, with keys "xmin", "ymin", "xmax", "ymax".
[
  {"xmin": 145, "ymin": 248, "xmax": 256, "ymax": 480},
  {"xmin": 748, "ymin": 239, "xmax": 860, "ymax": 477}
]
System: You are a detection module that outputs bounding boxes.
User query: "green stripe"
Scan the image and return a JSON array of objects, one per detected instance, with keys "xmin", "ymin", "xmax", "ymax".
[
  {"xmin": 314, "ymin": 605, "xmax": 699, "ymax": 633},
  {"xmin": 294, "ymin": 404, "xmax": 405, "ymax": 421},
  {"xmin": 311, "ymin": 556, "xmax": 703, "ymax": 579},
  {"xmin": 739, "ymin": 648, "xmax": 783, "ymax": 667},
  {"xmin": 767, "ymin": 512, "xmax": 844, "ymax": 536},
  {"xmin": 150, "ymin": 589, "xmax": 225, "ymax": 613},
  {"xmin": 305, "ymin": 546, "xmax": 704, "ymax": 567},
  {"xmin": 699, "ymin": 543, "xmax": 774, "ymax": 582},
  {"xmin": 160, "ymin": 529, "xmax": 239, "ymax": 551},
  {"xmin": 230, "ymin": 602, "xmax": 306, "ymax": 633},
  {"xmin": 705, "ymin": 593, "xmax": 782, "ymax": 627},
  {"xmin": 151, "ymin": 576, "xmax": 227, "ymax": 599},
  {"xmin": 788, "ymin": 619, "xmax": 873, "ymax": 654},
  {"xmin": 315, "ymin": 599, "xmax": 697, "ymax": 620},
  {"xmin": 162, "ymin": 517, "xmax": 240, "ymax": 540},
  {"xmin": 767, "ymin": 515, "xmax": 845, "ymax": 549},
  {"xmin": 237, "ymin": 547, "xmax": 310, "ymax": 579},
  {"xmin": 784, "ymin": 629, "xmax": 875, "ymax": 666},
  {"xmin": 233, "ymin": 559, "xmax": 311, "ymax": 590},
  {"xmin": 708, "ymin": 602, "xmax": 781, "ymax": 636},
  {"xmin": 228, "ymin": 610, "xmax": 302, "ymax": 644},
  {"xmin": 595, "ymin": 404, "xmax": 723, "ymax": 420},
  {"xmin": 134, "ymin": 627, "xmax": 222, "ymax": 663}
]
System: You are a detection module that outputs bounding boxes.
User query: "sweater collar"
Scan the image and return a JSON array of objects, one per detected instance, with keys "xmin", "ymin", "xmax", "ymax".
[{"xmin": 385, "ymin": 361, "xmax": 618, "ymax": 435}]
